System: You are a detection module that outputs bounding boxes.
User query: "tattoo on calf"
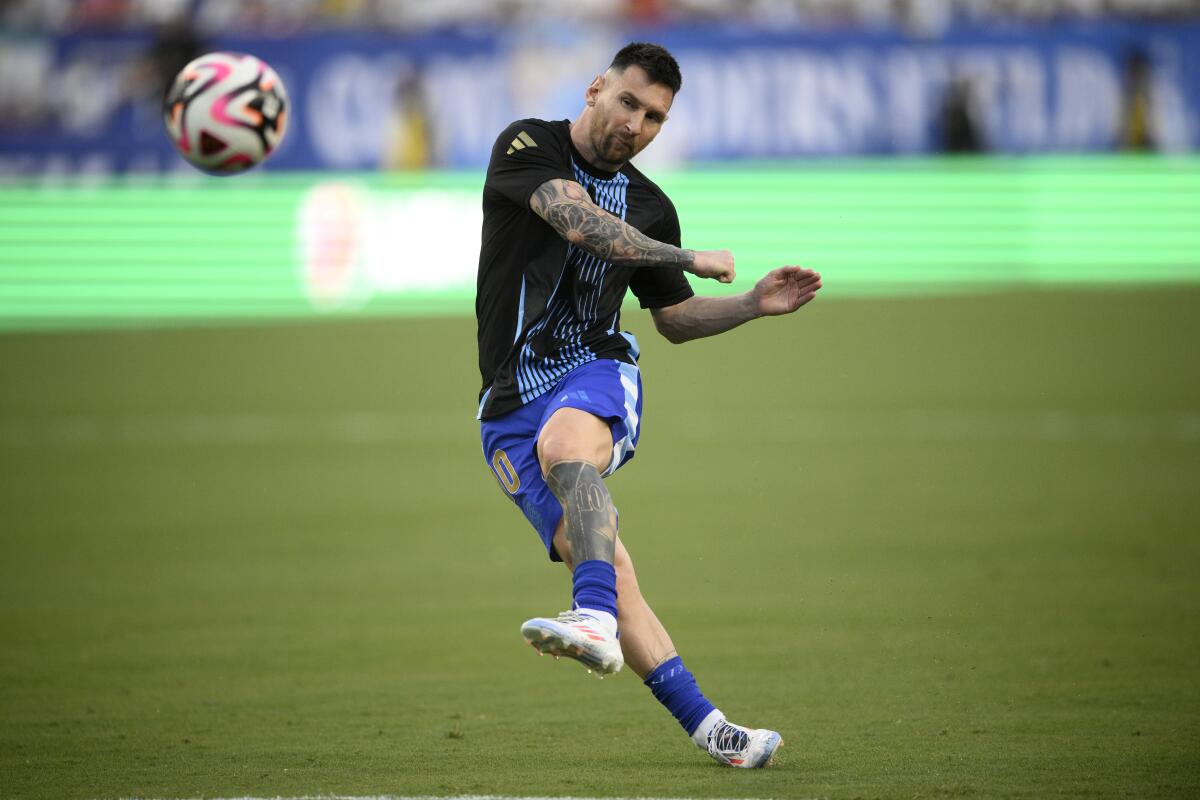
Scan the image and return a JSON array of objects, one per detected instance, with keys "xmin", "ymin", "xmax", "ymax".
[
  {"xmin": 546, "ymin": 460, "xmax": 617, "ymax": 564},
  {"xmin": 530, "ymin": 179, "xmax": 694, "ymax": 270}
]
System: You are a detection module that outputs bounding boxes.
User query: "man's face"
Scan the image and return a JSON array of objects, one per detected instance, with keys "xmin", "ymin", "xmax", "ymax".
[{"xmin": 584, "ymin": 64, "xmax": 674, "ymax": 165}]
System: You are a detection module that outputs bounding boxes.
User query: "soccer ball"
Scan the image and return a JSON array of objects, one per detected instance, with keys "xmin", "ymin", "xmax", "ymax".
[{"xmin": 163, "ymin": 51, "xmax": 288, "ymax": 175}]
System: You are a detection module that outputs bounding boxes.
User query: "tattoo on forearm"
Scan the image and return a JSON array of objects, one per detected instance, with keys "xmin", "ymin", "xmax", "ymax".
[
  {"xmin": 546, "ymin": 460, "xmax": 617, "ymax": 564},
  {"xmin": 531, "ymin": 179, "xmax": 694, "ymax": 269}
]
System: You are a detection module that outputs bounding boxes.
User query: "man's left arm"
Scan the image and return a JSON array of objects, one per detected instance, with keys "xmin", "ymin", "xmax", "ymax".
[{"xmin": 650, "ymin": 266, "xmax": 822, "ymax": 344}]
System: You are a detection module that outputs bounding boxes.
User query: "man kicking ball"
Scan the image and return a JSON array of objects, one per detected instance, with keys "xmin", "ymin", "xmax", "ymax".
[{"xmin": 475, "ymin": 42, "xmax": 822, "ymax": 768}]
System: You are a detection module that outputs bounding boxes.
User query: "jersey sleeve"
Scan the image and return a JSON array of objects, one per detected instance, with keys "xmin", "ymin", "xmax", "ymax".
[
  {"xmin": 628, "ymin": 191, "xmax": 695, "ymax": 309},
  {"xmin": 484, "ymin": 120, "xmax": 574, "ymax": 209}
]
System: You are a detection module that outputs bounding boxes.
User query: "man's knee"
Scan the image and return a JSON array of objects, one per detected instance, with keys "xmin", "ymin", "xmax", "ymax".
[{"xmin": 537, "ymin": 407, "xmax": 612, "ymax": 475}]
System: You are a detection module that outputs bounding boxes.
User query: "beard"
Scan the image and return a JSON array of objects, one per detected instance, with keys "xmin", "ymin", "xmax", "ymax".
[{"xmin": 602, "ymin": 132, "xmax": 636, "ymax": 162}]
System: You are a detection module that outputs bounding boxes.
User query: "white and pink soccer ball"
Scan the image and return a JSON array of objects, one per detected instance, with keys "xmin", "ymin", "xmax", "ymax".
[{"xmin": 163, "ymin": 51, "xmax": 288, "ymax": 175}]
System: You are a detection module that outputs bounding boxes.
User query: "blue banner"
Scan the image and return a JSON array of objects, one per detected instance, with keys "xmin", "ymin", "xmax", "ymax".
[{"xmin": 1, "ymin": 22, "xmax": 1196, "ymax": 175}]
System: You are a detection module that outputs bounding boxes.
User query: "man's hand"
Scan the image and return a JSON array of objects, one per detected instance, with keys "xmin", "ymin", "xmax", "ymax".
[
  {"xmin": 689, "ymin": 249, "xmax": 735, "ymax": 284},
  {"xmin": 752, "ymin": 266, "xmax": 822, "ymax": 316}
]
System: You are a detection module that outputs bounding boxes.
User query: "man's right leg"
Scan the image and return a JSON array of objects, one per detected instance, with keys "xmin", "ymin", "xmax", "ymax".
[
  {"xmin": 499, "ymin": 386, "xmax": 782, "ymax": 766},
  {"xmin": 553, "ymin": 529, "xmax": 783, "ymax": 768}
]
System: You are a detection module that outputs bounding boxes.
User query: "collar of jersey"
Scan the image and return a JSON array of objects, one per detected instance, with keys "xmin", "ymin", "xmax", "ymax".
[{"xmin": 566, "ymin": 123, "xmax": 623, "ymax": 181}]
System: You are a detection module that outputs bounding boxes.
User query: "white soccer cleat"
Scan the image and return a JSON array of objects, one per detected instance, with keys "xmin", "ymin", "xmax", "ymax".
[
  {"xmin": 520, "ymin": 610, "xmax": 623, "ymax": 677},
  {"xmin": 705, "ymin": 718, "xmax": 783, "ymax": 768}
]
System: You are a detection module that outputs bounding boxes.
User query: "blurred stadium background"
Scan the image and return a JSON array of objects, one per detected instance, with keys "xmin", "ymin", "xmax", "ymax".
[
  {"xmin": 2, "ymin": 0, "xmax": 1199, "ymax": 325},
  {"xmin": 1, "ymin": 2, "xmax": 1198, "ymax": 799}
]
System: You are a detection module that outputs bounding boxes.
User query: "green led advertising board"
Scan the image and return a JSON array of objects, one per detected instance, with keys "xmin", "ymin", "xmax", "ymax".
[{"xmin": 1, "ymin": 157, "xmax": 1197, "ymax": 332}]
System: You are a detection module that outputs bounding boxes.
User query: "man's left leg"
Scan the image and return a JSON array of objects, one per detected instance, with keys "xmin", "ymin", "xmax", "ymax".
[{"xmin": 519, "ymin": 406, "xmax": 625, "ymax": 675}]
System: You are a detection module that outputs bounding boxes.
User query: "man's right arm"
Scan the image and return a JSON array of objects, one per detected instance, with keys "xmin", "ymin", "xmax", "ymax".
[{"xmin": 529, "ymin": 178, "xmax": 735, "ymax": 283}]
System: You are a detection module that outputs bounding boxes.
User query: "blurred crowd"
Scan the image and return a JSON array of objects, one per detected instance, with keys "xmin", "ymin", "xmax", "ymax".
[
  {"xmin": 0, "ymin": 0, "xmax": 1193, "ymax": 169},
  {"xmin": 1, "ymin": 0, "xmax": 1196, "ymax": 34}
]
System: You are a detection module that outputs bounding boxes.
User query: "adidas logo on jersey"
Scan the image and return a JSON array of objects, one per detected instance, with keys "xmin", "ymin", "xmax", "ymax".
[{"xmin": 506, "ymin": 130, "xmax": 538, "ymax": 155}]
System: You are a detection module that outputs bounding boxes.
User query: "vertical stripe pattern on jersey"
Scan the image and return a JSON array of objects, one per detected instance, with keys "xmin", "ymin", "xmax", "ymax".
[
  {"xmin": 514, "ymin": 275, "xmax": 526, "ymax": 343},
  {"xmin": 514, "ymin": 162, "xmax": 631, "ymax": 405}
]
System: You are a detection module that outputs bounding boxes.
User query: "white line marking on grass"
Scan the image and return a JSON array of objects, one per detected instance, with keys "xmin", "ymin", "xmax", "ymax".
[
  {"xmin": 6, "ymin": 409, "xmax": 1199, "ymax": 448},
  {"xmin": 117, "ymin": 796, "xmax": 782, "ymax": 800}
]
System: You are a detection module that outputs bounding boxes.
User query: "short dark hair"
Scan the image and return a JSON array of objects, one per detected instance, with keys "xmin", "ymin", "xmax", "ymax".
[{"xmin": 610, "ymin": 42, "xmax": 682, "ymax": 95}]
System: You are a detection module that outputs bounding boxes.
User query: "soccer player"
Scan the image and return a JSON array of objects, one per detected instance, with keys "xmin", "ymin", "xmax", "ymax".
[{"xmin": 475, "ymin": 42, "xmax": 821, "ymax": 768}]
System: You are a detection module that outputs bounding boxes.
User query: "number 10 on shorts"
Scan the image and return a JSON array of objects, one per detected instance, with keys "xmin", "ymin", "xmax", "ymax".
[{"xmin": 492, "ymin": 449, "xmax": 521, "ymax": 494}]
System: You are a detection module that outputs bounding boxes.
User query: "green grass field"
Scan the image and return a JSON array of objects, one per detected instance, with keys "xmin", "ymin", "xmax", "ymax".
[{"xmin": 1, "ymin": 288, "xmax": 1198, "ymax": 799}]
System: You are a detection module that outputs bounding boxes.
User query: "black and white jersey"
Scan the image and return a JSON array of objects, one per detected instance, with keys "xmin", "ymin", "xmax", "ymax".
[{"xmin": 475, "ymin": 118, "xmax": 693, "ymax": 420}]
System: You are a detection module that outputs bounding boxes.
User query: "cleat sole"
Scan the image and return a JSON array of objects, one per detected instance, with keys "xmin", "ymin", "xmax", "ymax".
[{"xmin": 520, "ymin": 618, "xmax": 622, "ymax": 677}]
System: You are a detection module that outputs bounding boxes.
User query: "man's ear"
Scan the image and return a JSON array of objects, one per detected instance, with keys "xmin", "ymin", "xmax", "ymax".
[{"xmin": 584, "ymin": 74, "xmax": 604, "ymax": 107}]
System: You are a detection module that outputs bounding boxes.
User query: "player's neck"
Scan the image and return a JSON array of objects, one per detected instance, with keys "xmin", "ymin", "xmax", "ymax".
[{"xmin": 569, "ymin": 116, "xmax": 625, "ymax": 174}]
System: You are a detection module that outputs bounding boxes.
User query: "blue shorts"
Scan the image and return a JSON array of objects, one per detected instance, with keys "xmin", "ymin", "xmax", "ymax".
[{"xmin": 479, "ymin": 358, "xmax": 643, "ymax": 562}]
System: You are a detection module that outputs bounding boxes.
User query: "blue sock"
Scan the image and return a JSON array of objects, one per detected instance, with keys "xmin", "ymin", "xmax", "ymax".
[
  {"xmin": 572, "ymin": 559, "xmax": 618, "ymax": 619},
  {"xmin": 644, "ymin": 656, "xmax": 717, "ymax": 735}
]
